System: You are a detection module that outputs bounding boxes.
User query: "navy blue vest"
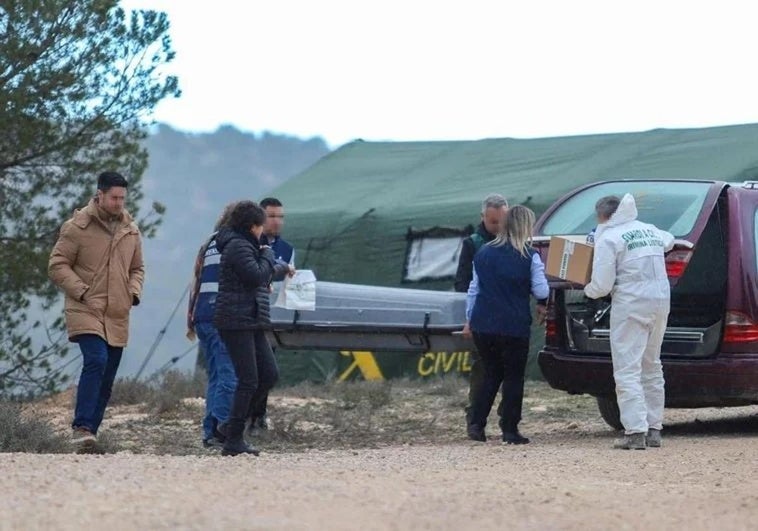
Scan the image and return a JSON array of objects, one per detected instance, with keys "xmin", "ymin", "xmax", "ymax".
[
  {"xmin": 470, "ymin": 243, "xmax": 536, "ymax": 338},
  {"xmin": 261, "ymin": 235, "xmax": 294, "ymax": 265},
  {"xmin": 193, "ymin": 234, "xmax": 221, "ymax": 323}
]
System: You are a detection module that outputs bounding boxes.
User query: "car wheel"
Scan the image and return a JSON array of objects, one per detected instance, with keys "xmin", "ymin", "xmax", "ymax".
[{"xmin": 596, "ymin": 395, "xmax": 623, "ymax": 430}]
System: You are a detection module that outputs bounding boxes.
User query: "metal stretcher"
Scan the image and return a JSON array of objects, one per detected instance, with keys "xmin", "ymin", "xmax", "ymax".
[{"xmin": 267, "ymin": 282, "xmax": 471, "ymax": 353}]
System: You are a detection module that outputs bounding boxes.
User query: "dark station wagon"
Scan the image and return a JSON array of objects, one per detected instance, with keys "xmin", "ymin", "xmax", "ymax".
[{"xmin": 534, "ymin": 180, "xmax": 758, "ymax": 428}]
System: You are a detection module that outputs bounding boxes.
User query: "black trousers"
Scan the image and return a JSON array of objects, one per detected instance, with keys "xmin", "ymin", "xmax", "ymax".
[
  {"xmin": 248, "ymin": 390, "xmax": 269, "ymax": 424},
  {"xmin": 218, "ymin": 329, "xmax": 279, "ymax": 432},
  {"xmin": 248, "ymin": 347, "xmax": 277, "ymax": 424},
  {"xmin": 465, "ymin": 350, "xmax": 505, "ymax": 427},
  {"xmin": 469, "ymin": 333, "xmax": 529, "ymax": 433}
]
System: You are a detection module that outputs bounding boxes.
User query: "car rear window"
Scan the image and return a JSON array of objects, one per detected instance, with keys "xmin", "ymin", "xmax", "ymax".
[{"xmin": 540, "ymin": 181, "xmax": 713, "ymax": 238}]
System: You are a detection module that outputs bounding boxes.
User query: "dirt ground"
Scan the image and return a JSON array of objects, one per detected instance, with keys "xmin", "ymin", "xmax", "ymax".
[{"xmin": 1, "ymin": 380, "xmax": 757, "ymax": 530}]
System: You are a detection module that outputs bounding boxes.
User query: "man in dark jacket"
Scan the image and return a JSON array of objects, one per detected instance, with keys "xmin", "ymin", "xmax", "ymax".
[
  {"xmin": 214, "ymin": 201, "xmax": 290, "ymax": 456},
  {"xmin": 260, "ymin": 197, "xmax": 295, "ymax": 270},
  {"xmin": 247, "ymin": 197, "xmax": 295, "ymax": 434},
  {"xmin": 454, "ymin": 193, "xmax": 508, "ymax": 440},
  {"xmin": 454, "ymin": 194, "xmax": 508, "ymax": 293}
]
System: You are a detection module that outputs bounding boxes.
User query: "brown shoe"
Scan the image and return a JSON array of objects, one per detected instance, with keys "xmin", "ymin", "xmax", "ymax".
[{"xmin": 71, "ymin": 427, "xmax": 99, "ymax": 454}]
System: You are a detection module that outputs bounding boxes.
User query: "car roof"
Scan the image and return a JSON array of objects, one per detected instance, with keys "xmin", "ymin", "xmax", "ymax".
[{"xmin": 729, "ymin": 181, "xmax": 758, "ymax": 190}]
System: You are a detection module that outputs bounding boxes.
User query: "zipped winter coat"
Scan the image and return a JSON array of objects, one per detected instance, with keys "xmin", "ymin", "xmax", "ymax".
[{"xmin": 48, "ymin": 199, "xmax": 145, "ymax": 346}]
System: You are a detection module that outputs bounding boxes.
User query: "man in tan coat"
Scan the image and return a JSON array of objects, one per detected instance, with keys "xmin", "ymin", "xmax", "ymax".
[{"xmin": 49, "ymin": 172, "xmax": 145, "ymax": 453}]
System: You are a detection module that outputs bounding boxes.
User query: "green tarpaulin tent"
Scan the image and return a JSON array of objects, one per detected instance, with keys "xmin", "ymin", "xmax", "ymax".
[{"xmin": 269, "ymin": 123, "xmax": 758, "ymax": 382}]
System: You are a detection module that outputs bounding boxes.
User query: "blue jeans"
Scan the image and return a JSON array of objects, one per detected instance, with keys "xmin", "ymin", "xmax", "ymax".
[
  {"xmin": 196, "ymin": 321, "xmax": 237, "ymax": 440},
  {"xmin": 72, "ymin": 334, "xmax": 123, "ymax": 434}
]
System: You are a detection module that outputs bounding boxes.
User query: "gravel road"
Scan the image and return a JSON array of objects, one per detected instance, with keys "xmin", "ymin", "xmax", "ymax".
[{"xmin": 2, "ymin": 425, "xmax": 756, "ymax": 531}]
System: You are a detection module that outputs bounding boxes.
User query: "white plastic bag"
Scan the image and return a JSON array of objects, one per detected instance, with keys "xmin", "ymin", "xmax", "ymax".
[{"xmin": 274, "ymin": 270, "xmax": 317, "ymax": 311}]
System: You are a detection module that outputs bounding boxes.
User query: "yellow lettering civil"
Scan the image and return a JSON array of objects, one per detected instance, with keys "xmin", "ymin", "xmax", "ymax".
[{"xmin": 418, "ymin": 352, "xmax": 436, "ymax": 377}]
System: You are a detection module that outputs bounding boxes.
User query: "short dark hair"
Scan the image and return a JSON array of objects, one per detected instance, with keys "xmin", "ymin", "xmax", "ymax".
[
  {"xmin": 229, "ymin": 201, "xmax": 266, "ymax": 233},
  {"xmin": 97, "ymin": 171, "xmax": 128, "ymax": 191},
  {"xmin": 595, "ymin": 195, "xmax": 621, "ymax": 219},
  {"xmin": 260, "ymin": 197, "xmax": 283, "ymax": 209}
]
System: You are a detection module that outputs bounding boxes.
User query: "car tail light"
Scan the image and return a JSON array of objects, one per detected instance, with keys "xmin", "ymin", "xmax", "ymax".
[
  {"xmin": 723, "ymin": 311, "xmax": 758, "ymax": 343},
  {"xmin": 545, "ymin": 301, "xmax": 559, "ymax": 347},
  {"xmin": 665, "ymin": 249, "xmax": 693, "ymax": 279}
]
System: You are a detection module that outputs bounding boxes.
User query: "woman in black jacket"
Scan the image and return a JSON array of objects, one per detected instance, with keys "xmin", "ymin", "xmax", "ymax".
[{"xmin": 213, "ymin": 201, "xmax": 290, "ymax": 456}]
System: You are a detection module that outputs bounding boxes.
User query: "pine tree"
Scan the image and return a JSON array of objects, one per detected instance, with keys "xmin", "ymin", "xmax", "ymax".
[{"xmin": 0, "ymin": 0, "xmax": 180, "ymax": 396}]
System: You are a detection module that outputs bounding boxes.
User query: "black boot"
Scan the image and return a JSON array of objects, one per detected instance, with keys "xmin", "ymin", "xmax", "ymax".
[
  {"xmin": 213, "ymin": 423, "xmax": 227, "ymax": 444},
  {"xmin": 502, "ymin": 428, "xmax": 530, "ymax": 445},
  {"xmin": 221, "ymin": 421, "xmax": 260, "ymax": 457},
  {"xmin": 467, "ymin": 424, "xmax": 487, "ymax": 442},
  {"xmin": 246, "ymin": 415, "xmax": 270, "ymax": 437}
]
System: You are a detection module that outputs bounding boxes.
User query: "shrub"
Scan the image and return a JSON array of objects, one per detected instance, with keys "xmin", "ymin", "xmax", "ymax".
[
  {"xmin": 110, "ymin": 377, "xmax": 155, "ymax": 406},
  {"xmin": 146, "ymin": 370, "xmax": 207, "ymax": 415},
  {"xmin": 337, "ymin": 380, "xmax": 392, "ymax": 411},
  {"xmin": 420, "ymin": 375, "xmax": 468, "ymax": 397},
  {"xmin": 0, "ymin": 402, "xmax": 69, "ymax": 454},
  {"xmin": 94, "ymin": 430, "xmax": 123, "ymax": 454}
]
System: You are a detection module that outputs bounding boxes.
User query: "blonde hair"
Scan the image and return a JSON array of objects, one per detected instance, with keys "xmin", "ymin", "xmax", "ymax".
[{"xmin": 489, "ymin": 205, "xmax": 535, "ymax": 257}]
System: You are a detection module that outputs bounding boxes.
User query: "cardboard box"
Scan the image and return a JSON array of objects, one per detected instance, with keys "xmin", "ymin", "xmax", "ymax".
[{"xmin": 545, "ymin": 236, "xmax": 594, "ymax": 285}]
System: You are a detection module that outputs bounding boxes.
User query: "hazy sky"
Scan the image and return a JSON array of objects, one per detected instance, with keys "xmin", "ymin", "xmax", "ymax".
[{"xmin": 121, "ymin": 0, "xmax": 758, "ymax": 147}]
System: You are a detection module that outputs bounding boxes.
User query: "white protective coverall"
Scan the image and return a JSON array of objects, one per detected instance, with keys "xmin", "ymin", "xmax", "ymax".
[{"xmin": 584, "ymin": 194, "xmax": 675, "ymax": 434}]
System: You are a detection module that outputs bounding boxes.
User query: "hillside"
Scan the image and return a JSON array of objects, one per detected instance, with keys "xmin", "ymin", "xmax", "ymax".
[{"xmin": 124, "ymin": 125, "xmax": 330, "ymax": 377}]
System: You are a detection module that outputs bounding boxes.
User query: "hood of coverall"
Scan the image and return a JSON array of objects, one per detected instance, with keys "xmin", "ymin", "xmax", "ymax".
[
  {"xmin": 607, "ymin": 193, "xmax": 638, "ymax": 227},
  {"xmin": 595, "ymin": 193, "xmax": 638, "ymax": 241}
]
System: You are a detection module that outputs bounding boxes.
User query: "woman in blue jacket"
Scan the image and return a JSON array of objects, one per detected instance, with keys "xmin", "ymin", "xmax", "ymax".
[{"xmin": 465, "ymin": 205, "xmax": 549, "ymax": 444}]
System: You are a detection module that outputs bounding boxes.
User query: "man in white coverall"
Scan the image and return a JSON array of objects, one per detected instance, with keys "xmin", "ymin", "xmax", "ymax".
[{"xmin": 584, "ymin": 194, "xmax": 674, "ymax": 450}]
